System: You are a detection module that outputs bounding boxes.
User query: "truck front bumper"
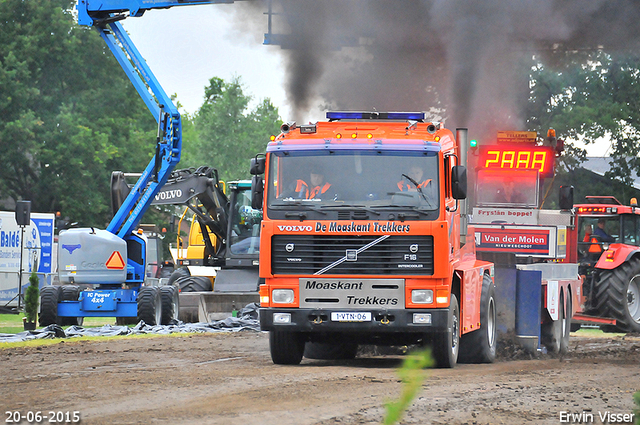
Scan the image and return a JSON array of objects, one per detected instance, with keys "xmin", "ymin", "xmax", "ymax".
[{"xmin": 259, "ymin": 307, "xmax": 450, "ymax": 333}]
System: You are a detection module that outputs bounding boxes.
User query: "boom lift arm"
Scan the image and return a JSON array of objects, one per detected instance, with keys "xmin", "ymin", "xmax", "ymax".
[{"xmin": 76, "ymin": 0, "xmax": 241, "ymax": 280}]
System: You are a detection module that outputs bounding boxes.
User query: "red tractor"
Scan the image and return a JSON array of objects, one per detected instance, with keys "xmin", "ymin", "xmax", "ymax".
[{"xmin": 569, "ymin": 196, "xmax": 640, "ymax": 333}]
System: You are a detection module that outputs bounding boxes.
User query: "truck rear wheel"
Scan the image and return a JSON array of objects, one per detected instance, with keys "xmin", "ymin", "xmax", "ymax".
[
  {"xmin": 431, "ymin": 294, "xmax": 460, "ymax": 368},
  {"xmin": 39, "ymin": 285, "xmax": 60, "ymax": 327},
  {"xmin": 160, "ymin": 285, "xmax": 179, "ymax": 325},
  {"xmin": 269, "ymin": 330, "xmax": 305, "ymax": 365},
  {"xmin": 59, "ymin": 286, "xmax": 84, "ymax": 327},
  {"xmin": 595, "ymin": 258, "xmax": 640, "ymax": 333},
  {"xmin": 137, "ymin": 287, "xmax": 162, "ymax": 326},
  {"xmin": 304, "ymin": 340, "xmax": 358, "ymax": 360},
  {"xmin": 459, "ymin": 274, "xmax": 496, "ymax": 363},
  {"xmin": 541, "ymin": 292, "xmax": 569, "ymax": 353}
]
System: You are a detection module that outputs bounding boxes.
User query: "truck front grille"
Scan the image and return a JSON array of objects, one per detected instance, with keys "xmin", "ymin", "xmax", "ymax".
[{"xmin": 271, "ymin": 235, "xmax": 434, "ymax": 275}]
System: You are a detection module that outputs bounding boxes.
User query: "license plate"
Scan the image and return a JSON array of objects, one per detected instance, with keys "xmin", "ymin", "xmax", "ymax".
[{"xmin": 331, "ymin": 312, "xmax": 372, "ymax": 322}]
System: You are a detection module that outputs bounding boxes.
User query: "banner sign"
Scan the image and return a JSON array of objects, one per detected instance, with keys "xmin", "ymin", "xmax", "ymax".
[
  {"xmin": 472, "ymin": 207, "xmax": 539, "ymax": 225},
  {"xmin": 474, "ymin": 225, "xmax": 559, "ymax": 257},
  {"xmin": 0, "ymin": 211, "xmax": 55, "ymax": 305}
]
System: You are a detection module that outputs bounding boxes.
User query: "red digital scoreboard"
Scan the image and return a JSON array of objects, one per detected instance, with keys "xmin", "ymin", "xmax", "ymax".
[{"xmin": 479, "ymin": 145, "xmax": 555, "ymax": 178}]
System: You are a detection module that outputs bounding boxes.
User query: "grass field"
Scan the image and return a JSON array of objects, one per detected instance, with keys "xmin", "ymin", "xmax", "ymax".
[{"xmin": 0, "ymin": 313, "xmax": 117, "ymax": 334}]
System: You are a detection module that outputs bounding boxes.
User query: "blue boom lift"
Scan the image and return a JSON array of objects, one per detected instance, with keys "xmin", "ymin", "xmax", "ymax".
[{"xmin": 39, "ymin": 0, "xmax": 248, "ymax": 327}]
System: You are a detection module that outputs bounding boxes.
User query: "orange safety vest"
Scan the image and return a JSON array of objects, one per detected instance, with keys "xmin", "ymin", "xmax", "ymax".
[
  {"xmin": 397, "ymin": 179, "xmax": 431, "ymax": 192},
  {"xmin": 295, "ymin": 179, "xmax": 331, "ymax": 199},
  {"xmin": 588, "ymin": 237, "xmax": 602, "ymax": 253}
]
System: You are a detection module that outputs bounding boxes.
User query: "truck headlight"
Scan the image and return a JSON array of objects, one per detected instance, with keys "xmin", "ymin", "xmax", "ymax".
[
  {"xmin": 273, "ymin": 312, "xmax": 291, "ymax": 324},
  {"xmin": 272, "ymin": 289, "xmax": 294, "ymax": 304},
  {"xmin": 411, "ymin": 289, "xmax": 433, "ymax": 304}
]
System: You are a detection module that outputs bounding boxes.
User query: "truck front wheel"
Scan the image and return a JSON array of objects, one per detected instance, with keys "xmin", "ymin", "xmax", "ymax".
[
  {"xmin": 459, "ymin": 274, "xmax": 497, "ymax": 363},
  {"xmin": 431, "ymin": 294, "xmax": 460, "ymax": 368},
  {"xmin": 269, "ymin": 330, "xmax": 305, "ymax": 365},
  {"xmin": 596, "ymin": 258, "xmax": 640, "ymax": 333}
]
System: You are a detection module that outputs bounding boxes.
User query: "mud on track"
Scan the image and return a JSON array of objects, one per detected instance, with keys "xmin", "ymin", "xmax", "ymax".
[{"xmin": 1, "ymin": 332, "xmax": 639, "ymax": 425}]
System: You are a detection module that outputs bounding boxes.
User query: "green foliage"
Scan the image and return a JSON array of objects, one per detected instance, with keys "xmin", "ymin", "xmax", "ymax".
[
  {"xmin": 527, "ymin": 51, "xmax": 640, "ymax": 189},
  {"xmin": 23, "ymin": 271, "xmax": 39, "ymax": 324},
  {"xmin": 382, "ymin": 349, "xmax": 433, "ymax": 425},
  {"xmin": 182, "ymin": 76, "xmax": 282, "ymax": 181}
]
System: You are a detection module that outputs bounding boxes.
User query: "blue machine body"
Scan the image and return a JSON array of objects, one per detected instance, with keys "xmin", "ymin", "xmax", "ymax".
[{"xmin": 58, "ymin": 289, "xmax": 139, "ymax": 318}]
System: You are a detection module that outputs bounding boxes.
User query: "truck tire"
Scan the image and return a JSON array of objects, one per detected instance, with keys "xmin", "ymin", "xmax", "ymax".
[
  {"xmin": 39, "ymin": 285, "xmax": 60, "ymax": 327},
  {"xmin": 269, "ymin": 330, "xmax": 305, "ymax": 365},
  {"xmin": 137, "ymin": 286, "xmax": 162, "ymax": 326},
  {"xmin": 431, "ymin": 294, "xmax": 460, "ymax": 368},
  {"xmin": 59, "ymin": 286, "xmax": 84, "ymax": 327},
  {"xmin": 595, "ymin": 258, "xmax": 640, "ymax": 333},
  {"xmin": 304, "ymin": 340, "xmax": 358, "ymax": 360},
  {"xmin": 160, "ymin": 285, "xmax": 179, "ymax": 325},
  {"xmin": 177, "ymin": 276, "xmax": 213, "ymax": 292},
  {"xmin": 459, "ymin": 274, "xmax": 497, "ymax": 363},
  {"xmin": 541, "ymin": 292, "xmax": 568, "ymax": 353},
  {"xmin": 560, "ymin": 293, "xmax": 572, "ymax": 353}
]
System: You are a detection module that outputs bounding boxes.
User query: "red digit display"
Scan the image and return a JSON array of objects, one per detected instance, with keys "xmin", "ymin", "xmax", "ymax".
[{"xmin": 479, "ymin": 145, "xmax": 555, "ymax": 177}]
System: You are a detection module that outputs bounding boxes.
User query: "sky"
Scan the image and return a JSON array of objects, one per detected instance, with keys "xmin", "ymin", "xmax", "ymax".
[{"xmin": 123, "ymin": 4, "xmax": 293, "ymax": 119}]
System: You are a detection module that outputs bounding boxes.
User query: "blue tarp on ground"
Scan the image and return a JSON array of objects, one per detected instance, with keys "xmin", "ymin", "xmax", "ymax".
[{"xmin": 0, "ymin": 303, "xmax": 261, "ymax": 343}]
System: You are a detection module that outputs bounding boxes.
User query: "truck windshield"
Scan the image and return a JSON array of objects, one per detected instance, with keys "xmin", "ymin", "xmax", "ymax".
[{"xmin": 267, "ymin": 150, "xmax": 439, "ymax": 213}]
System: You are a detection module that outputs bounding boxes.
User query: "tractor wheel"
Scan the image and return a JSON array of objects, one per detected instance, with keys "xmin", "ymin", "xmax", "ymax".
[
  {"xmin": 177, "ymin": 276, "xmax": 212, "ymax": 292},
  {"xmin": 39, "ymin": 285, "xmax": 60, "ymax": 327},
  {"xmin": 304, "ymin": 340, "xmax": 358, "ymax": 360},
  {"xmin": 160, "ymin": 285, "xmax": 180, "ymax": 325},
  {"xmin": 137, "ymin": 286, "xmax": 162, "ymax": 326},
  {"xmin": 459, "ymin": 274, "xmax": 497, "ymax": 363},
  {"xmin": 595, "ymin": 258, "xmax": 640, "ymax": 333},
  {"xmin": 59, "ymin": 285, "xmax": 84, "ymax": 327},
  {"xmin": 269, "ymin": 330, "xmax": 305, "ymax": 365},
  {"xmin": 431, "ymin": 294, "xmax": 460, "ymax": 368},
  {"xmin": 167, "ymin": 267, "xmax": 190, "ymax": 286},
  {"xmin": 541, "ymin": 292, "xmax": 566, "ymax": 353}
]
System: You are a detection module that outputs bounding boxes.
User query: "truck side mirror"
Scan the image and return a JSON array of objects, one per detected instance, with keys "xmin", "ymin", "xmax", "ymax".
[
  {"xmin": 559, "ymin": 185, "xmax": 574, "ymax": 210},
  {"xmin": 251, "ymin": 175, "xmax": 264, "ymax": 210},
  {"xmin": 451, "ymin": 165, "xmax": 467, "ymax": 200},
  {"xmin": 250, "ymin": 156, "xmax": 266, "ymax": 175}
]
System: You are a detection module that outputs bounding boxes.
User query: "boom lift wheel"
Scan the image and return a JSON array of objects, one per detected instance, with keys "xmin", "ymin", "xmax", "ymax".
[
  {"xmin": 39, "ymin": 285, "xmax": 61, "ymax": 327},
  {"xmin": 59, "ymin": 285, "xmax": 84, "ymax": 327},
  {"xmin": 137, "ymin": 286, "xmax": 162, "ymax": 326},
  {"xmin": 160, "ymin": 285, "xmax": 180, "ymax": 325},
  {"xmin": 459, "ymin": 274, "xmax": 497, "ymax": 363},
  {"xmin": 431, "ymin": 294, "xmax": 460, "ymax": 368},
  {"xmin": 269, "ymin": 330, "xmax": 305, "ymax": 365}
]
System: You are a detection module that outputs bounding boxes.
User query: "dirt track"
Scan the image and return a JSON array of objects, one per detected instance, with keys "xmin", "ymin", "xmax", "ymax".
[{"xmin": 2, "ymin": 331, "xmax": 639, "ymax": 425}]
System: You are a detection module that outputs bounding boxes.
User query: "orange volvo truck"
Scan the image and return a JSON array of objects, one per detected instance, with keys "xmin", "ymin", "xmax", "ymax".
[{"xmin": 251, "ymin": 112, "xmax": 496, "ymax": 367}]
